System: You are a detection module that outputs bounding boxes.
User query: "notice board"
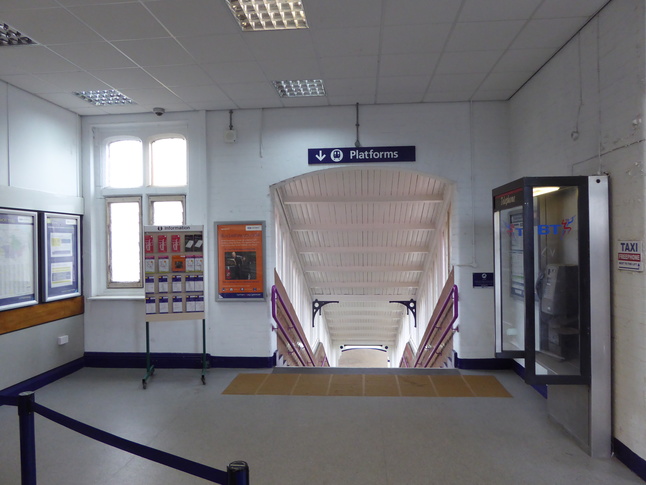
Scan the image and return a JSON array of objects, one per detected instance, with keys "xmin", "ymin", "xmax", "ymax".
[
  {"xmin": 0, "ymin": 208, "xmax": 39, "ymax": 311},
  {"xmin": 216, "ymin": 222, "xmax": 265, "ymax": 301},
  {"xmin": 41, "ymin": 213, "xmax": 82, "ymax": 302},
  {"xmin": 143, "ymin": 225, "xmax": 205, "ymax": 321}
]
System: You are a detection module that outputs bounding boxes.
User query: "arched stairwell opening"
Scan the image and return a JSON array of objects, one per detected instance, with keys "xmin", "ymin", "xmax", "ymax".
[{"xmin": 270, "ymin": 167, "xmax": 457, "ymax": 369}]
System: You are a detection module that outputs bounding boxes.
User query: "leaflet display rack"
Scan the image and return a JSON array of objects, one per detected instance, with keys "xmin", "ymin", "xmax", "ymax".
[{"xmin": 142, "ymin": 225, "xmax": 206, "ymax": 388}]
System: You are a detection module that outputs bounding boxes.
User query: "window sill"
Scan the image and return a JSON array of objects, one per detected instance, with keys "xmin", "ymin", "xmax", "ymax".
[{"xmin": 88, "ymin": 295, "xmax": 144, "ymax": 301}]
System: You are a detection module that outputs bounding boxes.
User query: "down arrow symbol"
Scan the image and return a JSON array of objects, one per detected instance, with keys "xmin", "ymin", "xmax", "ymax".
[{"xmin": 316, "ymin": 150, "xmax": 326, "ymax": 161}]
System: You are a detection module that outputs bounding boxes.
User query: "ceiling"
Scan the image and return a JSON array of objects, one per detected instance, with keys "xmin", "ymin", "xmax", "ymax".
[
  {"xmin": 0, "ymin": 0, "xmax": 608, "ymax": 116},
  {"xmin": 274, "ymin": 168, "xmax": 450, "ymax": 347},
  {"xmin": 1, "ymin": 0, "xmax": 609, "ymax": 354}
]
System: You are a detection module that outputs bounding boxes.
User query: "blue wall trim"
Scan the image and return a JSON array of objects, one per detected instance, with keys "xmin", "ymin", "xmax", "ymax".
[
  {"xmin": 211, "ymin": 354, "xmax": 276, "ymax": 368},
  {"xmin": 84, "ymin": 352, "xmax": 275, "ymax": 370},
  {"xmin": 84, "ymin": 352, "xmax": 208, "ymax": 369},
  {"xmin": 613, "ymin": 438, "xmax": 646, "ymax": 482},
  {"xmin": 455, "ymin": 355, "xmax": 514, "ymax": 370},
  {"xmin": 0, "ymin": 357, "xmax": 84, "ymax": 397}
]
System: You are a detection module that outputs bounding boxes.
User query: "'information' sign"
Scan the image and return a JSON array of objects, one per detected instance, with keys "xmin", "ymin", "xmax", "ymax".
[{"xmin": 308, "ymin": 146, "xmax": 415, "ymax": 165}]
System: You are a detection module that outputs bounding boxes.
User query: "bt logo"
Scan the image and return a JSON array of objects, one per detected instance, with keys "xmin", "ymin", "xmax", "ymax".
[{"xmin": 505, "ymin": 216, "xmax": 575, "ymax": 238}]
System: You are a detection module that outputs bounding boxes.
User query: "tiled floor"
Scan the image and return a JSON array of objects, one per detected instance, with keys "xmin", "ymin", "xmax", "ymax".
[{"xmin": 0, "ymin": 367, "xmax": 643, "ymax": 485}]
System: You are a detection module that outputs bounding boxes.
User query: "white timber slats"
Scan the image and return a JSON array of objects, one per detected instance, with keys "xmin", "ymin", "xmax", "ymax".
[{"xmin": 274, "ymin": 168, "xmax": 450, "ymax": 346}]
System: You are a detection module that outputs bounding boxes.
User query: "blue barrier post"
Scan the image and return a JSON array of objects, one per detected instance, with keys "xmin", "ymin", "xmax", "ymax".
[
  {"xmin": 227, "ymin": 461, "xmax": 249, "ymax": 485},
  {"xmin": 18, "ymin": 391, "xmax": 37, "ymax": 485}
]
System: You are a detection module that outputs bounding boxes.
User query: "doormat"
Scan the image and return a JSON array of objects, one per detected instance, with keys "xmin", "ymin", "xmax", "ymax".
[{"xmin": 222, "ymin": 373, "xmax": 512, "ymax": 398}]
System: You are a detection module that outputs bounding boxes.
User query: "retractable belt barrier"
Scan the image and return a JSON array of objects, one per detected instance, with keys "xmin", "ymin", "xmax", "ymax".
[{"xmin": 0, "ymin": 391, "xmax": 250, "ymax": 485}]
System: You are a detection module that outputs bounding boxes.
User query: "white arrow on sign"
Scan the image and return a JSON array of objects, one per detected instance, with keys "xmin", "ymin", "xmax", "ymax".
[{"xmin": 316, "ymin": 150, "xmax": 326, "ymax": 161}]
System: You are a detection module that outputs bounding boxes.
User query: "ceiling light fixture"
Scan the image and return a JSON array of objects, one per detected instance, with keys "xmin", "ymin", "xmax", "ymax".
[
  {"xmin": 273, "ymin": 79, "xmax": 325, "ymax": 98},
  {"xmin": 225, "ymin": 0, "xmax": 308, "ymax": 31},
  {"xmin": 73, "ymin": 89, "xmax": 135, "ymax": 106},
  {"xmin": 0, "ymin": 23, "xmax": 35, "ymax": 46}
]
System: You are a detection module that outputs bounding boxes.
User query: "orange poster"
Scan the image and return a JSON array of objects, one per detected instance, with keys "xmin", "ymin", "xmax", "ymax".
[{"xmin": 216, "ymin": 222, "xmax": 264, "ymax": 300}]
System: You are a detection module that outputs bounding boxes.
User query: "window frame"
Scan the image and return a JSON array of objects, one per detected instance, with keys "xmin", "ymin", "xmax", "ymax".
[
  {"xmin": 92, "ymin": 124, "xmax": 191, "ymax": 295},
  {"xmin": 106, "ymin": 196, "xmax": 143, "ymax": 288}
]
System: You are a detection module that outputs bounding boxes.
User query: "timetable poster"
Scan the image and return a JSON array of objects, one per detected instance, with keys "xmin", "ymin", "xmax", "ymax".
[
  {"xmin": 216, "ymin": 222, "xmax": 264, "ymax": 301},
  {"xmin": 143, "ymin": 225, "xmax": 205, "ymax": 321},
  {"xmin": 42, "ymin": 213, "xmax": 81, "ymax": 302},
  {"xmin": 0, "ymin": 209, "xmax": 38, "ymax": 311}
]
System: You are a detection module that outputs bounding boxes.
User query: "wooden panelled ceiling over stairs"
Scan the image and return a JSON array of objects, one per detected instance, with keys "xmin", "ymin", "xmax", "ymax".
[{"xmin": 274, "ymin": 168, "xmax": 451, "ymax": 346}]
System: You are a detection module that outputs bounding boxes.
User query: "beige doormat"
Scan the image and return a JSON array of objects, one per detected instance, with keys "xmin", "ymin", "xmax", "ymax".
[{"xmin": 222, "ymin": 373, "xmax": 512, "ymax": 398}]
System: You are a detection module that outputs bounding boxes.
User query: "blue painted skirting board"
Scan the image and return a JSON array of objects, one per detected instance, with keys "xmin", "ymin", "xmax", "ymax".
[
  {"xmin": 84, "ymin": 352, "xmax": 275, "ymax": 370},
  {"xmin": 0, "ymin": 357, "xmax": 84, "ymax": 397},
  {"xmin": 613, "ymin": 438, "xmax": 646, "ymax": 482}
]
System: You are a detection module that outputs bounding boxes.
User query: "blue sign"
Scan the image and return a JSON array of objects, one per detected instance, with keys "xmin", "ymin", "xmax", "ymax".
[{"xmin": 308, "ymin": 146, "xmax": 415, "ymax": 165}]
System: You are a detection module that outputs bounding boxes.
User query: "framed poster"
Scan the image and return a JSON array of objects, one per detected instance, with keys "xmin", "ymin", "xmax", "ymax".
[
  {"xmin": 143, "ymin": 225, "xmax": 205, "ymax": 321},
  {"xmin": 41, "ymin": 213, "xmax": 82, "ymax": 302},
  {"xmin": 0, "ymin": 208, "xmax": 39, "ymax": 311},
  {"xmin": 216, "ymin": 221, "xmax": 265, "ymax": 301}
]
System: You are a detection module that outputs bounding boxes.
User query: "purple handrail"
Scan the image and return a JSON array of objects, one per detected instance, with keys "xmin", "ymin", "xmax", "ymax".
[
  {"xmin": 414, "ymin": 285, "xmax": 459, "ymax": 368},
  {"xmin": 271, "ymin": 285, "xmax": 315, "ymax": 366}
]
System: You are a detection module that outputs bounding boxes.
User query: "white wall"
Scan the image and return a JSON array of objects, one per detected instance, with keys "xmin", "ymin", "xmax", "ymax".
[
  {"xmin": 509, "ymin": 0, "xmax": 645, "ymax": 464},
  {"xmin": 0, "ymin": 82, "xmax": 83, "ymax": 390},
  {"xmin": 81, "ymin": 102, "xmax": 509, "ymax": 362}
]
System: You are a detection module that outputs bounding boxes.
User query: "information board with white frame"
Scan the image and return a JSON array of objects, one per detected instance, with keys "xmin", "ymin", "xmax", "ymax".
[
  {"xmin": 0, "ymin": 208, "xmax": 39, "ymax": 311},
  {"xmin": 41, "ymin": 212, "xmax": 82, "ymax": 302},
  {"xmin": 143, "ymin": 225, "xmax": 205, "ymax": 321}
]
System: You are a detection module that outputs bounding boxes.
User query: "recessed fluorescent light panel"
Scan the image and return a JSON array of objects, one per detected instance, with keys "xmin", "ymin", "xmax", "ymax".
[
  {"xmin": 73, "ymin": 89, "xmax": 135, "ymax": 106},
  {"xmin": 0, "ymin": 23, "xmax": 36, "ymax": 46},
  {"xmin": 273, "ymin": 79, "xmax": 325, "ymax": 98},
  {"xmin": 225, "ymin": 0, "xmax": 308, "ymax": 31}
]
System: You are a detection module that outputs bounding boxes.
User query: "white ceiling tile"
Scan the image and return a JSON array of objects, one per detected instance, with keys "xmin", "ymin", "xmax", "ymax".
[
  {"xmin": 478, "ymin": 71, "xmax": 533, "ymax": 91},
  {"xmin": 427, "ymin": 72, "xmax": 487, "ymax": 92},
  {"xmin": 378, "ymin": 75, "xmax": 430, "ymax": 94},
  {"xmin": 326, "ymin": 94, "xmax": 376, "ymax": 106},
  {"xmin": 145, "ymin": 0, "xmax": 239, "ymax": 37},
  {"xmin": 382, "ymin": 0, "xmax": 462, "ymax": 26},
  {"xmin": 381, "ymin": 23, "xmax": 453, "ymax": 55},
  {"xmin": 68, "ymin": 3, "xmax": 169, "ymax": 41},
  {"xmin": 117, "ymin": 87, "xmax": 182, "ymax": 105},
  {"xmin": 112, "ymin": 38, "xmax": 193, "ymax": 67},
  {"xmin": 87, "ymin": 67, "xmax": 162, "ymax": 90},
  {"xmin": 534, "ymin": 0, "xmax": 609, "ymax": 19},
  {"xmin": 258, "ymin": 59, "xmax": 323, "ymax": 81},
  {"xmin": 324, "ymin": 78, "xmax": 377, "ymax": 97},
  {"xmin": 493, "ymin": 47, "xmax": 558, "ymax": 72},
  {"xmin": 459, "ymin": 0, "xmax": 542, "ymax": 22},
  {"xmin": 50, "ymin": 42, "xmax": 136, "ymax": 70},
  {"xmin": 202, "ymin": 61, "xmax": 267, "ymax": 84},
  {"xmin": 471, "ymin": 88, "xmax": 517, "ymax": 100},
  {"xmin": 242, "ymin": 30, "xmax": 318, "ymax": 61},
  {"xmin": 376, "ymin": 90, "xmax": 425, "ymax": 105},
  {"xmin": 447, "ymin": 20, "xmax": 526, "ymax": 51},
  {"xmin": 513, "ymin": 17, "xmax": 589, "ymax": 49},
  {"xmin": 177, "ymin": 34, "xmax": 254, "ymax": 64},
  {"xmin": 0, "ymin": 0, "xmax": 606, "ymax": 114},
  {"xmin": 170, "ymin": 84, "xmax": 232, "ymax": 104},
  {"xmin": 1, "ymin": 7, "xmax": 104, "ymax": 44},
  {"xmin": 219, "ymin": 81, "xmax": 278, "ymax": 100},
  {"xmin": 0, "ymin": 74, "xmax": 59, "ymax": 94},
  {"xmin": 0, "ymin": 46, "xmax": 80, "ymax": 74},
  {"xmin": 320, "ymin": 56, "xmax": 379, "ymax": 79},
  {"xmin": 311, "ymin": 27, "xmax": 380, "ymax": 57},
  {"xmin": 145, "ymin": 65, "xmax": 213, "ymax": 88},
  {"xmin": 305, "ymin": 0, "xmax": 383, "ymax": 28},
  {"xmin": 379, "ymin": 53, "xmax": 439, "ymax": 77},
  {"xmin": 1, "ymin": 0, "xmax": 59, "ymax": 7},
  {"xmin": 36, "ymin": 70, "xmax": 112, "ymax": 91},
  {"xmin": 436, "ymin": 50, "xmax": 502, "ymax": 74}
]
